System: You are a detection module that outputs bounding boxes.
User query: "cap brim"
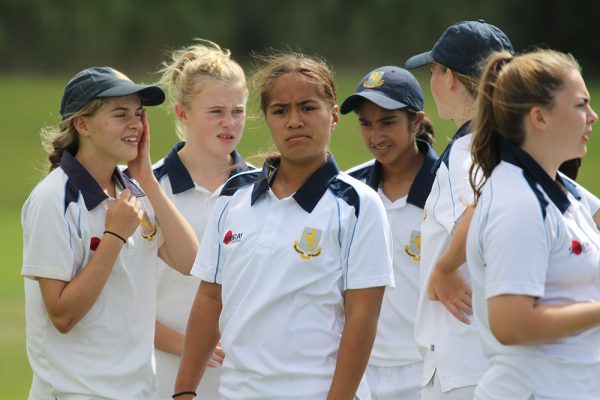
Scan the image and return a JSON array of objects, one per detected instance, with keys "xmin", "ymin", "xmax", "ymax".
[
  {"xmin": 405, "ymin": 51, "xmax": 432, "ymax": 70},
  {"xmin": 340, "ymin": 92, "xmax": 409, "ymax": 115},
  {"xmin": 97, "ymin": 84, "xmax": 165, "ymax": 106}
]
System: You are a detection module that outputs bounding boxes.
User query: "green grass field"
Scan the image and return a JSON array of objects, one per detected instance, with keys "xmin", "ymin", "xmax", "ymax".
[{"xmin": 1, "ymin": 72, "xmax": 599, "ymax": 397}]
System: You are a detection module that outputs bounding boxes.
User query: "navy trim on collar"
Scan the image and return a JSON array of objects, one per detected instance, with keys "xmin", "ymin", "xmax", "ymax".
[
  {"xmin": 60, "ymin": 151, "xmax": 144, "ymax": 211},
  {"xmin": 251, "ymin": 154, "xmax": 341, "ymax": 213},
  {"xmin": 407, "ymin": 140, "xmax": 439, "ymax": 209},
  {"xmin": 434, "ymin": 120, "xmax": 471, "ymax": 172},
  {"xmin": 157, "ymin": 142, "xmax": 252, "ymax": 195},
  {"xmin": 501, "ymin": 141, "xmax": 580, "ymax": 215}
]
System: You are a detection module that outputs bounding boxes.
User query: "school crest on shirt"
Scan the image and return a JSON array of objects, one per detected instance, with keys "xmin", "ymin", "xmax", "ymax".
[
  {"xmin": 294, "ymin": 227, "xmax": 323, "ymax": 260},
  {"xmin": 362, "ymin": 70, "xmax": 385, "ymax": 88},
  {"xmin": 404, "ymin": 230, "xmax": 421, "ymax": 261},
  {"xmin": 140, "ymin": 211, "xmax": 158, "ymax": 241}
]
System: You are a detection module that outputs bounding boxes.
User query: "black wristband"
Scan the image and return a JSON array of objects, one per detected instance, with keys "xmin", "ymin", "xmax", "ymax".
[
  {"xmin": 103, "ymin": 230, "xmax": 127, "ymax": 245},
  {"xmin": 172, "ymin": 391, "xmax": 197, "ymax": 399}
]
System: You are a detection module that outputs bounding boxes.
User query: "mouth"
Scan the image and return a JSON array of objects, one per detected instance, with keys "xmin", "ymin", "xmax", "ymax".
[
  {"xmin": 287, "ymin": 134, "xmax": 310, "ymax": 142},
  {"xmin": 122, "ymin": 136, "xmax": 139, "ymax": 145},
  {"xmin": 371, "ymin": 143, "xmax": 391, "ymax": 151},
  {"xmin": 217, "ymin": 133, "xmax": 236, "ymax": 140}
]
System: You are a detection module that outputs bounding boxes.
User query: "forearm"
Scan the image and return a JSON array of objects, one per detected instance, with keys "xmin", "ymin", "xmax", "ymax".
[
  {"xmin": 175, "ymin": 283, "xmax": 222, "ymax": 394},
  {"xmin": 328, "ymin": 287, "xmax": 383, "ymax": 400},
  {"xmin": 438, "ymin": 206, "xmax": 475, "ymax": 273},
  {"xmin": 489, "ymin": 295, "xmax": 600, "ymax": 345},
  {"xmin": 141, "ymin": 178, "xmax": 198, "ymax": 274},
  {"xmin": 39, "ymin": 233, "xmax": 124, "ymax": 333},
  {"xmin": 155, "ymin": 320, "xmax": 184, "ymax": 356}
]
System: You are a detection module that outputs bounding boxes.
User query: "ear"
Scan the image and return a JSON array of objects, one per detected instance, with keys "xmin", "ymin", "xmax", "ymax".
[
  {"xmin": 174, "ymin": 103, "xmax": 188, "ymax": 124},
  {"xmin": 528, "ymin": 106, "xmax": 547, "ymax": 131},
  {"xmin": 73, "ymin": 116, "xmax": 90, "ymax": 137},
  {"xmin": 446, "ymin": 69, "xmax": 458, "ymax": 90},
  {"xmin": 331, "ymin": 104, "xmax": 340, "ymax": 129}
]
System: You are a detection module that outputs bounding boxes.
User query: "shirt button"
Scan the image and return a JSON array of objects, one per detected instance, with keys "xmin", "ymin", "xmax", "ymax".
[{"xmin": 430, "ymin": 344, "xmax": 435, "ymax": 351}]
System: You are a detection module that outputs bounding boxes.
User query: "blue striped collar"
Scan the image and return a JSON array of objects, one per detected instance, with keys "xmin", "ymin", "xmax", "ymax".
[
  {"xmin": 60, "ymin": 150, "xmax": 144, "ymax": 211},
  {"xmin": 501, "ymin": 141, "xmax": 580, "ymax": 214},
  {"xmin": 251, "ymin": 154, "xmax": 340, "ymax": 213},
  {"xmin": 162, "ymin": 141, "xmax": 250, "ymax": 194}
]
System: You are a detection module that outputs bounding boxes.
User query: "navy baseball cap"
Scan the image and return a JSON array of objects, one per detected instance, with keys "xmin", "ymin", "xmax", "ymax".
[
  {"xmin": 340, "ymin": 66, "xmax": 424, "ymax": 115},
  {"xmin": 405, "ymin": 20, "xmax": 513, "ymax": 76},
  {"xmin": 60, "ymin": 67, "xmax": 165, "ymax": 118}
]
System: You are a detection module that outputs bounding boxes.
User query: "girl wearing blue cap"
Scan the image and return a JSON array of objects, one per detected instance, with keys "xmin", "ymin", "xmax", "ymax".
[
  {"xmin": 467, "ymin": 49, "xmax": 600, "ymax": 399},
  {"xmin": 342, "ymin": 66, "xmax": 437, "ymax": 400},
  {"xmin": 404, "ymin": 20, "xmax": 514, "ymax": 399},
  {"xmin": 21, "ymin": 67, "xmax": 198, "ymax": 399},
  {"xmin": 173, "ymin": 52, "xmax": 394, "ymax": 400},
  {"xmin": 152, "ymin": 40, "xmax": 252, "ymax": 400}
]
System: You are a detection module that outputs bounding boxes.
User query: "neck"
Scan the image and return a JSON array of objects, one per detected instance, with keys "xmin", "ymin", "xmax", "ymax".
[
  {"xmin": 75, "ymin": 150, "xmax": 116, "ymax": 195},
  {"xmin": 178, "ymin": 141, "xmax": 233, "ymax": 192},
  {"xmin": 271, "ymin": 155, "xmax": 327, "ymax": 199},
  {"xmin": 452, "ymin": 92, "xmax": 475, "ymax": 129},
  {"xmin": 380, "ymin": 144, "xmax": 423, "ymax": 201},
  {"xmin": 521, "ymin": 139, "xmax": 560, "ymax": 179}
]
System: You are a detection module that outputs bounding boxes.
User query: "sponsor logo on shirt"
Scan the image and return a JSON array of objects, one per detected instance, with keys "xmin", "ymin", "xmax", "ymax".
[
  {"xmin": 294, "ymin": 227, "xmax": 323, "ymax": 260},
  {"xmin": 90, "ymin": 236, "xmax": 101, "ymax": 251},
  {"xmin": 569, "ymin": 239, "xmax": 589, "ymax": 255},
  {"xmin": 404, "ymin": 230, "xmax": 421, "ymax": 261},
  {"xmin": 223, "ymin": 230, "xmax": 243, "ymax": 245}
]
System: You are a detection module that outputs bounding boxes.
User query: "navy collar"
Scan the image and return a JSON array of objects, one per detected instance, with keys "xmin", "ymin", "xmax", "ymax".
[
  {"xmin": 501, "ymin": 141, "xmax": 580, "ymax": 214},
  {"xmin": 434, "ymin": 120, "xmax": 472, "ymax": 171},
  {"xmin": 251, "ymin": 154, "xmax": 340, "ymax": 213},
  {"xmin": 60, "ymin": 151, "xmax": 144, "ymax": 211},
  {"xmin": 364, "ymin": 140, "xmax": 438, "ymax": 209},
  {"xmin": 163, "ymin": 142, "xmax": 250, "ymax": 194}
]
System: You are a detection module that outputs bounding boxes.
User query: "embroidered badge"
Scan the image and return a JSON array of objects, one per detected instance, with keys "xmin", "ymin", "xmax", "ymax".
[
  {"xmin": 404, "ymin": 230, "xmax": 421, "ymax": 261},
  {"xmin": 362, "ymin": 70, "xmax": 385, "ymax": 88},
  {"xmin": 294, "ymin": 227, "xmax": 323, "ymax": 260},
  {"xmin": 223, "ymin": 230, "xmax": 243, "ymax": 245},
  {"xmin": 90, "ymin": 236, "xmax": 101, "ymax": 251},
  {"xmin": 140, "ymin": 211, "xmax": 158, "ymax": 241}
]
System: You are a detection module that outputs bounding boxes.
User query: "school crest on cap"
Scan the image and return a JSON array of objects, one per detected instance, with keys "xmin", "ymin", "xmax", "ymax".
[
  {"xmin": 110, "ymin": 68, "xmax": 132, "ymax": 82},
  {"xmin": 294, "ymin": 227, "xmax": 323, "ymax": 260},
  {"xmin": 404, "ymin": 230, "xmax": 421, "ymax": 261},
  {"xmin": 362, "ymin": 71, "xmax": 385, "ymax": 88}
]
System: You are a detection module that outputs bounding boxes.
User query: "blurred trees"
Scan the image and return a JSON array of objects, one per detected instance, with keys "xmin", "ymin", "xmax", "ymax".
[{"xmin": 0, "ymin": 0, "xmax": 598, "ymax": 76}]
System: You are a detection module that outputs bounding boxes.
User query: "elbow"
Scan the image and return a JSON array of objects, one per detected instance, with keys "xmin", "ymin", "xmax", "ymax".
[
  {"xmin": 490, "ymin": 325, "xmax": 522, "ymax": 345},
  {"xmin": 49, "ymin": 315, "xmax": 75, "ymax": 334}
]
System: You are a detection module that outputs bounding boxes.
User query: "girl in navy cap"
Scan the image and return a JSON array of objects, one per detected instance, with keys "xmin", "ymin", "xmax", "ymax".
[
  {"xmin": 342, "ymin": 66, "xmax": 437, "ymax": 400},
  {"xmin": 152, "ymin": 40, "xmax": 252, "ymax": 400},
  {"xmin": 467, "ymin": 49, "xmax": 600, "ymax": 399},
  {"xmin": 405, "ymin": 20, "xmax": 514, "ymax": 399},
  {"xmin": 21, "ymin": 67, "xmax": 198, "ymax": 399},
  {"xmin": 173, "ymin": 52, "xmax": 394, "ymax": 400}
]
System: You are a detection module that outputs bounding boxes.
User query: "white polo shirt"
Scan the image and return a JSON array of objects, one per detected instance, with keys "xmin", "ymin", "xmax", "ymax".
[
  {"xmin": 414, "ymin": 122, "xmax": 489, "ymax": 392},
  {"xmin": 347, "ymin": 140, "xmax": 437, "ymax": 367},
  {"xmin": 21, "ymin": 151, "xmax": 163, "ymax": 399},
  {"xmin": 191, "ymin": 154, "xmax": 394, "ymax": 400},
  {"xmin": 467, "ymin": 142, "xmax": 600, "ymax": 399},
  {"xmin": 152, "ymin": 142, "xmax": 251, "ymax": 399}
]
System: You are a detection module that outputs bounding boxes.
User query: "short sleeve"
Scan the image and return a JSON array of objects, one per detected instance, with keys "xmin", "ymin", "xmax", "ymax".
[
  {"xmin": 480, "ymin": 183, "xmax": 549, "ymax": 299},
  {"xmin": 21, "ymin": 189, "xmax": 77, "ymax": 281},
  {"xmin": 446, "ymin": 135, "xmax": 475, "ymax": 232},
  {"xmin": 190, "ymin": 196, "xmax": 228, "ymax": 284},
  {"xmin": 343, "ymin": 188, "xmax": 394, "ymax": 290}
]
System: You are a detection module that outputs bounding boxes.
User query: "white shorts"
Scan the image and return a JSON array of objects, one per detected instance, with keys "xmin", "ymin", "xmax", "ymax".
[
  {"xmin": 365, "ymin": 362, "xmax": 422, "ymax": 400},
  {"xmin": 421, "ymin": 371, "xmax": 475, "ymax": 400}
]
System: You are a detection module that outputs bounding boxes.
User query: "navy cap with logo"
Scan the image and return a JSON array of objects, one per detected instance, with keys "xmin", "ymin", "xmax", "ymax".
[
  {"xmin": 59, "ymin": 67, "xmax": 165, "ymax": 118},
  {"xmin": 340, "ymin": 66, "xmax": 424, "ymax": 115},
  {"xmin": 405, "ymin": 20, "xmax": 513, "ymax": 77}
]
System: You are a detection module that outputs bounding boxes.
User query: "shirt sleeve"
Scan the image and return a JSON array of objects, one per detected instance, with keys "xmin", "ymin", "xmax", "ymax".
[
  {"xmin": 21, "ymin": 188, "xmax": 78, "ymax": 281},
  {"xmin": 342, "ymin": 187, "xmax": 395, "ymax": 290},
  {"xmin": 480, "ymin": 182, "xmax": 550, "ymax": 299},
  {"xmin": 445, "ymin": 135, "xmax": 475, "ymax": 233},
  {"xmin": 190, "ymin": 196, "xmax": 228, "ymax": 284}
]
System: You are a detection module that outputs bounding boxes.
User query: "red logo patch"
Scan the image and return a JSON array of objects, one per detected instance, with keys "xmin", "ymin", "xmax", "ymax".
[
  {"xmin": 90, "ymin": 236, "xmax": 101, "ymax": 251},
  {"xmin": 223, "ymin": 230, "xmax": 243, "ymax": 245},
  {"xmin": 569, "ymin": 240, "xmax": 583, "ymax": 255}
]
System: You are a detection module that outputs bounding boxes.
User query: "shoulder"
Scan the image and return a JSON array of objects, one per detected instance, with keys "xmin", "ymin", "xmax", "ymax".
[
  {"xmin": 345, "ymin": 160, "xmax": 376, "ymax": 182},
  {"xmin": 22, "ymin": 169, "xmax": 70, "ymax": 221},
  {"xmin": 329, "ymin": 172, "xmax": 382, "ymax": 218},
  {"xmin": 152, "ymin": 157, "xmax": 168, "ymax": 181},
  {"xmin": 220, "ymin": 168, "xmax": 263, "ymax": 197}
]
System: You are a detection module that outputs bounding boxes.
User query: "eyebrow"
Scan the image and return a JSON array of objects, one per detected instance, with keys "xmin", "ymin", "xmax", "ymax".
[
  {"xmin": 358, "ymin": 115, "xmax": 398, "ymax": 123},
  {"xmin": 109, "ymin": 105, "xmax": 144, "ymax": 112},
  {"xmin": 269, "ymin": 99, "xmax": 319, "ymax": 108}
]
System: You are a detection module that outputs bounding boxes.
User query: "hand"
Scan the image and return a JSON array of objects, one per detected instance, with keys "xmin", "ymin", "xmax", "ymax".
[
  {"xmin": 428, "ymin": 265, "xmax": 473, "ymax": 324},
  {"xmin": 105, "ymin": 189, "xmax": 143, "ymax": 239},
  {"xmin": 207, "ymin": 343, "xmax": 225, "ymax": 368},
  {"xmin": 127, "ymin": 110, "xmax": 154, "ymax": 186}
]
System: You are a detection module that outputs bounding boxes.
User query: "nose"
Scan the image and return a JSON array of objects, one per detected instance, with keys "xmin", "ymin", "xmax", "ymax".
[
  {"xmin": 589, "ymin": 106, "xmax": 598, "ymax": 125},
  {"xmin": 221, "ymin": 114, "xmax": 235, "ymax": 128},
  {"xmin": 286, "ymin": 107, "xmax": 303, "ymax": 129}
]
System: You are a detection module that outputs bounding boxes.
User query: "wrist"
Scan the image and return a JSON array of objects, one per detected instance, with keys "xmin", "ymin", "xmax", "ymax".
[
  {"xmin": 172, "ymin": 390, "xmax": 196, "ymax": 399},
  {"xmin": 103, "ymin": 230, "xmax": 127, "ymax": 245}
]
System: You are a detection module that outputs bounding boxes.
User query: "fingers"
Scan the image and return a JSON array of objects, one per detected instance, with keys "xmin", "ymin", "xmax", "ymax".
[
  {"xmin": 207, "ymin": 345, "xmax": 225, "ymax": 368},
  {"xmin": 447, "ymin": 303, "xmax": 471, "ymax": 325}
]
